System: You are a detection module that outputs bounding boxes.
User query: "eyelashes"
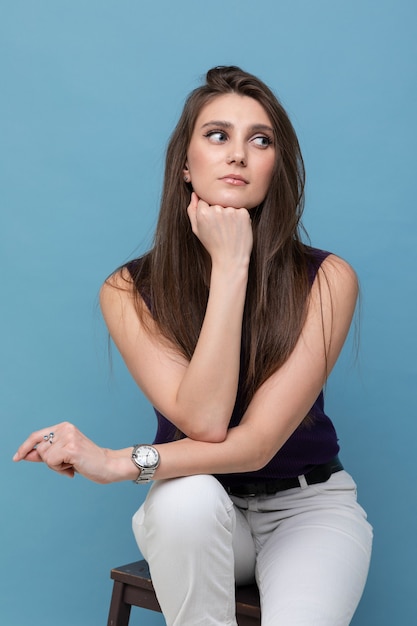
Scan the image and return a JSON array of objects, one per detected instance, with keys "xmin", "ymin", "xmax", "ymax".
[
  {"xmin": 252, "ymin": 136, "xmax": 273, "ymax": 148},
  {"xmin": 204, "ymin": 129, "xmax": 274, "ymax": 149},
  {"xmin": 204, "ymin": 130, "xmax": 228, "ymax": 142}
]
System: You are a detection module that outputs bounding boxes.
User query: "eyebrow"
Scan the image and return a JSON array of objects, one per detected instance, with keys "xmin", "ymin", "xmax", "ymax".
[{"xmin": 201, "ymin": 120, "xmax": 274, "ymax": 133}]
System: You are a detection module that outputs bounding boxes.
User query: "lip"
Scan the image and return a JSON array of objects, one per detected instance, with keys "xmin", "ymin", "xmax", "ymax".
[{"xmin": 220, "ymin": 174, "xmax": 249, "ymax": 185}]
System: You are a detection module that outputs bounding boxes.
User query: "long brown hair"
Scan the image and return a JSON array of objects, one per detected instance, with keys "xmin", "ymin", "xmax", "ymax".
[{"xmin": 129, "ymin": 66, "xmax": 314, "ymax": 412}]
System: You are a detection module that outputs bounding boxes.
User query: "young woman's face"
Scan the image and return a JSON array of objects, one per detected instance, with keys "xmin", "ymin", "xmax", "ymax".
[{"xmin": 185, "ymin": 93, "xmax": 276, "ymax": 209}]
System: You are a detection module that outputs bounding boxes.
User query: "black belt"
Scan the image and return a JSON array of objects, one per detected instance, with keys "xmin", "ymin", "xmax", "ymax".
[{"xmin": 226, "ymin": 457, "xmax": 344, "ymax": 497}]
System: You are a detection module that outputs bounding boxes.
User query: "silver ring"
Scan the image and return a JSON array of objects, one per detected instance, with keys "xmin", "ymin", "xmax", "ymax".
[{"xmin": 43, "ymin": 432, "xmax": 55, "ymax": 444}]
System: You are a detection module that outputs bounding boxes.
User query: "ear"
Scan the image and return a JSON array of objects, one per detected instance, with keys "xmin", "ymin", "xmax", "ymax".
[{"xmin": 183, "ymin": 162, "xmax": 191, "ymax": 184}]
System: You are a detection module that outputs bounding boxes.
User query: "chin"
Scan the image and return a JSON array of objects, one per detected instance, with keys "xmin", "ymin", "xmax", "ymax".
[{"xmin": 197, "ymin": 191, "xmax": 255, "ymax": 210}]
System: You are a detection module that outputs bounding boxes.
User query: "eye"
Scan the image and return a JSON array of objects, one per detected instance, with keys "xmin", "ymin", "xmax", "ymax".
[
  {"xmin": 252, "ymin": 135, "xmax": 273, "ymax": 149},
  {"xmin": 204, "ymin": 130, "xmax": 228, "ymax": 143}
]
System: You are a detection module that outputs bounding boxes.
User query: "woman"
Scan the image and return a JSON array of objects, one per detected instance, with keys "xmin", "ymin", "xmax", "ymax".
[{"xmin": 14, "ymin": 66, "xmax": 373, "ymax": 625}]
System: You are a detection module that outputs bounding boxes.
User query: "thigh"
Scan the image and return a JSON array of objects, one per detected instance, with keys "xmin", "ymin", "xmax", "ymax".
[
  {"xmin": 133, "ymin": 475, "xmax": 236, "ymax": 557},
  {"xmin": 254, "ymin": 471, "xmax": 373, "ymax": 626},
  {"xmin": 132, "ymin": 475, "xmax": 257, "ymax": 625},
  {"xmin": 133, "ymin": 475, "xmax": 256, "ymax": 584}
]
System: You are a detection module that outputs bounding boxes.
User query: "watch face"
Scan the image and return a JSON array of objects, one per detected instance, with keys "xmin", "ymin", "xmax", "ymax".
[{"xmin": 134, "ymin": 445, "xmax": 159, "ymax": 468}]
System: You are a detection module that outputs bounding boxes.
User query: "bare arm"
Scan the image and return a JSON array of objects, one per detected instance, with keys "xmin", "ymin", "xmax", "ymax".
[
  {"xmin": 112, "ymin": 253, "xmax": 358, "ymax": 480},
  {"xmin": 100, "ymin": 193, "xmax": 253, "ymax": 442},
  {"xmin": 14, "ymin": 254, "xmax": 357, "ymax": 483},
  {"xmin": 150, "ymin": 254, "xmax": 358, "ymax": 478}
]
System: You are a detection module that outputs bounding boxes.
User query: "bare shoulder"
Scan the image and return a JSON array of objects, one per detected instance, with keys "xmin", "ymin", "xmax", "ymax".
[
  {"xmin": 101, "ymin": 266, "xmax": 133, "ymax": 293},
  {"xmin": 99, "ymin": 266, "xmax": 163, "ymax": 356},
  {"xmin": 317, "ymin": 253, "xmax": 358, "ymax": 301},
  {"xmin": 99, "ymin": 267, "xmax": 146, "ymax": 327}
]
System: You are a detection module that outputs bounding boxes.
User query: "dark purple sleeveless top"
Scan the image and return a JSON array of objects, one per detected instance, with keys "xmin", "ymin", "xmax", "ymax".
[{"xmin": 126, "ymin": 247, "xmax": 340, "ymax": 486}]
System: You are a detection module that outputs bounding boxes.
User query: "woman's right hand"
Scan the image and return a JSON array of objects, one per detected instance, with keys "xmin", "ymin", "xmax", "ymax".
[
  {"xmin": 100, "ymin": 192, "xmax": 253, "ymax": 444},
  {"xmin": 13, "ymin": 422, "xmax": 136, "ymax": 484},
  {"xmin": 187, "ymin": 192, "xmax": 253, "ymax": 268}
]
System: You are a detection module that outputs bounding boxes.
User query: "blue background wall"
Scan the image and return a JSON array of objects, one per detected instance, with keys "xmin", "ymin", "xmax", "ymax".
[{"xmin": 1, "ymin": 1, "xmax": 416, "ymax": 624}]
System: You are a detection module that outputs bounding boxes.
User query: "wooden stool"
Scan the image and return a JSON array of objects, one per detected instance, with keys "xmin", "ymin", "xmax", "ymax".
[{"xmin": 107, "ymin": 559, "xmax": 261, "ymax": 625}]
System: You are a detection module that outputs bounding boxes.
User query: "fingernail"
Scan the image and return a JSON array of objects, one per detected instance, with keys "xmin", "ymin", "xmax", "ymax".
[{"xmin": 12, "ymin": 453, "xmax": 18, "ymax": 461}]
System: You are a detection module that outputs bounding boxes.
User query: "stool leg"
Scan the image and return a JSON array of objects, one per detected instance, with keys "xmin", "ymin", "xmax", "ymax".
[
  {"xmin": 107, "ymin": 581, "xmax": 132, "ymax": 626},
  {"xmin": 237, "ymin": 616, "xmax": 260, "ymax": 626}
]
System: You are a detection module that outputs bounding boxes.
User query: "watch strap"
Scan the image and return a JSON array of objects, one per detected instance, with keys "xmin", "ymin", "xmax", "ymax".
[{"xmin": 134, "ymin": 466, "xmax": 156, "ymax": 484}]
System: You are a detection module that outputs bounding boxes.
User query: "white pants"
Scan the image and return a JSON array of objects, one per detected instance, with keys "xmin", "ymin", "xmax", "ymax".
[{"xmin": 132, "ymin": 472, "xmax": 373, "ymax": 626}]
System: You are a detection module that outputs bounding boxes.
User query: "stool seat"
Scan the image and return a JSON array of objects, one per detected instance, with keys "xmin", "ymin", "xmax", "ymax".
[{"xmin": 107, "ymin": 559, "xmax": 261, "ymax": 625}]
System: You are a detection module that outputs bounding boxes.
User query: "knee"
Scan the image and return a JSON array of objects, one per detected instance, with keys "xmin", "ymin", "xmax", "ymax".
[{"xmin": 139, "ymin": 475, "xmax": 235, "ymax": 545}]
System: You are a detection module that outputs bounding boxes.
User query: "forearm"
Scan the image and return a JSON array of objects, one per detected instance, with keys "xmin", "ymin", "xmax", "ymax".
[
  {"xmin": 108, "ymin": 422, "xmax": 272, "ymax": 483},
  {"xmin": 174, "ymin": 262, "xmax": 249, "ymax": 441},
  {"xmin": 109, "ymin": 255, "xmax": 359, "ymax": 484},
  {"xmin": 155, "ymin": 424, "xmax": 265, "ymax": 478},
  {"xmin": 100, "ymin": 265, "xmax": 247, "ymax": 443}
]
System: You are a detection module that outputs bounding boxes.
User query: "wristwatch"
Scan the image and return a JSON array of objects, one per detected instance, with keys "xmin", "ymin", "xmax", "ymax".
[{"xmin": 131, "ymin": 444, "xmax": 160, "ymax": 484}]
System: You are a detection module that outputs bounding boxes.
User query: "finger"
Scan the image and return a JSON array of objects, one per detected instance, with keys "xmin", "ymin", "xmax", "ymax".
[
  {"xmin": 57, "ymin": 468, "xmax": 75, "ymax": 478},
  {"xmin": 34, "ymin": 437, "xmax": 74, "ymax": 474},
  {"xmin": 188, "ymin": 191, "xmax": 199, "ymax": 213},
  {"xmin": 49, "ymin": 463, "xmax": 76, "ymax": 478},
  {"xmin": 187, "ymin": 192, "xmax": 199, "ymax": 232},
  {"xmin": 17, "ymin": 448, "xmax": 45, "ymax": 463},
  {"xmin": 13, "ymin": 427, "xmax": 57, "ymax": 461},
  {"xmin": 195, "ymin": 198, "xmax": 215, "ymax": 223}
]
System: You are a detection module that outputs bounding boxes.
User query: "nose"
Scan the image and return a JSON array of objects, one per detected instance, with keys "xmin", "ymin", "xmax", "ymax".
[{"xmin": 226, "ymin": 141, "xmax": 247, "ymax": 166}]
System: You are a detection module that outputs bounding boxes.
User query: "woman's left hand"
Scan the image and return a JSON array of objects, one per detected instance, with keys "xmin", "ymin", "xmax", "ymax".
[{"xmin": 13, "ymin": 422, "xmax": 126, "ymax": 484}]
